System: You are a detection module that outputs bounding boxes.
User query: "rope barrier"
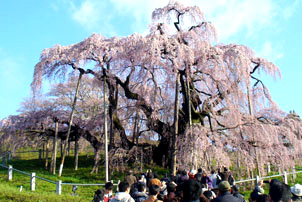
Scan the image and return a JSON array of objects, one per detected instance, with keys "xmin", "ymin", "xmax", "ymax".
[
  {"xmin": 35, "ymin": 175, "xmax": 56, "ymax": 184},
  {"xmin": 0, "ymin": 164, "xmax": 8, "ymax": 169},
  {"xmin": 12, "ymin": 168, "xmax": 31, "ymax": 176}
]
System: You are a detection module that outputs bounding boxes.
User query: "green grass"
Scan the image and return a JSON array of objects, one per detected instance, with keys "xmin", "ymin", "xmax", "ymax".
[
  {"xmin": 3, "ymin": 151, "xmax": 302, "ymax": 201},
  {"xmin": 0, "ymin": 152, "xmax": 169, "ymax": 201},
  {"xmin": 0, "ymin": 183, "xmax": 86, "ymax": 202},
  {"xmin": 240, "ymin": 169, "xmax": 302, "ymax": 200}
]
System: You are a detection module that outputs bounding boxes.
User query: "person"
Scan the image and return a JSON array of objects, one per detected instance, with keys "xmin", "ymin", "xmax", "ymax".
[
  {"xmin": 125, "ymin": 170, "xmax": 137, "ymax": 188},
  {"xmin": 138, "ymin": 174, "xmax": 147, "ymax": 185},
  {"xmin": 210, "ymin": 170, "xmax": 220, "ymax": 189},
  {"xmin": 104, "ymin": 182, "xmax": 114, "ymax": 202},
  {"xmin": 188, "ymin": 169, "xmax": 197, "ymax": 179},
  {"xmin": 248, "ymin": 182, "xmax": 265, "ymax": 202},
  {"xmin": 269, "ymin": 179, "xmax": 292, "ymax": 202},
  {"xmin": 255, "ymin": 194, "xmax": 270, "ymax": 202},
  {"xmin": 148, "ymin": 175, "xmax": 162, "ymax": 188},
  {"xmin": 180, "ymin": 170, "xmax": 189, "ymax": 182},
  {"xmin": 195, "ymin": 168, "xmax": 203, "ymax": 183},
  {"xmin": 132, "ymin": 183, "xmax": 148, "ymax": 202},
  {"xmin": 201, "ymin": 171, "xmax": 213, "ymax": 189},
  {"xmin": 163, "ymin": 182, "xmax": 177, "ymax": 202},
  {"xmin": 200, "ymin": 194, "xmax": 210, "ymax": 202},
  {"xmin": 255, "ymin": 180, "xmax": 265, "ymax": 195},
  {"xmin": 203, "ymin": 190, "xmax": 215, "ymax": 200},
  {"xmin": 218, "ymin": 167, "xmax": 230, "ymax": 182},
  {"xmin": 159, "ymin": 180, "xmax": 168, "ymax": 200},
  {"xmin": 93, "ymin": 189, "xmax": 105, "ymax": 202},
  {"xmin": 211, "ymin": 181, "xmax": 241, "ymax": 202},
  {"xmin": 111, "ymin": 181, "xmax": 135, "ymax": 202},
  {"xmin": 231, "ymin": 185, "xmax": 246, "ymax": 202},
  {"xmin": 143, "ymin": 185, "xmax": 163, "ymax": 202},
  {"xmin": 182, "ymin": 179, "xmax": 201, "ymax": 202},
  {"xmin": 291, "ymin": 184, "xmax": 302, "ymax": 201},
  {"xmin": 218, "ymin": 167, "xmax": 234, "ymax": 186},
  {"xmin": 146, "ymin": 170, "xmax": 154, "ymax": 187},
  {"xmin": 248, "ymin": 189, "xmax": 260, "ymax": 202}
]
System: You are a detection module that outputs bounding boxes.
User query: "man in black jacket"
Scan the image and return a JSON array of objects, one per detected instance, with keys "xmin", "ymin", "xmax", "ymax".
[
  {"xmin": 231, "ymin": 185, "xmax": 246, "ymax": 202},
  {"xmin": 211, "ymin": 181, "xmax": 240, "ymax": 202},
  {"xmin": 269, "ymin": 179, "xmax": 292, "ymax": 202},
  {"xmin": 132, "ymin": 183, "xmax": 148, "ymax": 202}
]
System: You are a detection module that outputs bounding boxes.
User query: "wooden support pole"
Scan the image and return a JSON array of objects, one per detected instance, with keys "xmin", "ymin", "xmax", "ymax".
[
  {"xmin": 267, "ymin": 163, "xmax": 271, "ymax": 173},
  {"xmin": 116, "ymin": 180, "xmax": 120, "ymax": 192},
  {"xmin": 8, "ymin": 165, "xmax": 12, "ymax": 181},
  {"xmin": 283, "ymin": 171, "xmax": 288, "ymax": 185},
  {"xmin": 30, "ymin": 173, "xmax": 36, "ymax": 191},
  {"xmin": 255, "ymin": 176, "xmax": 260, "ymax": 188},
  {"xmin": 293, "ymin": 167, "xmax": 296, "ymax": 182},
  {"xmin": 56, "ymin": 180, "xmax": 62, "ymax": 195},
  {"xmin": 8, "ymin": 152, "xmax": 11, "ymax": 162},
  {"xmin": 2, "ymin": 153, "xmax": 5, "ymax": 166},
  {"xmin": 39, "ymin": 149, "xmax": 42, "ymax": 160}
]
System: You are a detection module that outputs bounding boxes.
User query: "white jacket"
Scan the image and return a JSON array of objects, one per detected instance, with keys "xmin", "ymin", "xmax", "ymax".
[{"xmin": 111, "ymin": 192, "xmax": 135, "ymax": 202}]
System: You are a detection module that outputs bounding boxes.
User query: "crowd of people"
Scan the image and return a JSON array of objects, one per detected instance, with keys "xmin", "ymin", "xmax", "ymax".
[{"xmin": 92, "ymin": 168, "xmax": 302, "ymax": 202}]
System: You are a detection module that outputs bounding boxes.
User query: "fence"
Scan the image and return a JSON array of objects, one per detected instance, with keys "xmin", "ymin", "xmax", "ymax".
[
  {"xmin": 0, "ymin": 152, "xmax": 120, "ymax": 195},
  {"xmin": 1, "ymin": 151, "xmax": 302, "ymax": 195},
  {"xmin": 235, "ymin": 169, "xmax": 302, "ymax": 186}
]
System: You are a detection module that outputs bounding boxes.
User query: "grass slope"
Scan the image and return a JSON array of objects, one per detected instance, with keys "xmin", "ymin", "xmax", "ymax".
[{"xmin": 0, "ymin": 152, "xmax": 168, "ymax": 201}]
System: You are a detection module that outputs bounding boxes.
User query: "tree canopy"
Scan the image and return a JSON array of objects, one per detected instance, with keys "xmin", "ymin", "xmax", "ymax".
[{"xmin": 1, "ymin": 1, "xmax": 302, "ymax": 174}]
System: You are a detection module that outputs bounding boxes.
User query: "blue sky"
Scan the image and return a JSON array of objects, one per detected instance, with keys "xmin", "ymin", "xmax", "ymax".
[{"xmin": 0, "ymin": 0, "xmax": 301, "ymax": 119}]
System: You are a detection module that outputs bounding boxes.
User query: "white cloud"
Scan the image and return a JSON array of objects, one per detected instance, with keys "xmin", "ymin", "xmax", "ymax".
[
  {"xmin": 71, "ymin": 1, "xmax": 103, "ymax": 30},
  {"xmin": 62, "ymin": 0, "xmax": 118, "ymax": 36},
  {"xmin": 204, "ymin": 0, "xmax": 277, "ymax": 40},
  {"xmin": 72, "ymin": 1, "xmax": 100, "ymax": 30},
  {"xmin": 101, "ymin": 0, "xmax": 299, "ymax": 40},
  {"xmin": 110, "ymin": 0, "xmax": 168, "ymax": 33},
  {"xmin": 59, "ymin": 0, "xmax": 299, "ymax": 40},
  {"xmin": 257, "ymin": 41, "xmax": 284, "ymax": 62}
]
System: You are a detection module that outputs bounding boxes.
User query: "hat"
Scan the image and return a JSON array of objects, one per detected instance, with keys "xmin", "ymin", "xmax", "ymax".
[
  {"xmin": 291, "ymin": 184, "xmax": 302, "ymax": 196},
  {"xmin": 218, "ymin": 181, "xmax": 231, "ymax": 192},
  {"xmin": 190, "ymin": 169, "xmax": 197, "ymax": 175}
]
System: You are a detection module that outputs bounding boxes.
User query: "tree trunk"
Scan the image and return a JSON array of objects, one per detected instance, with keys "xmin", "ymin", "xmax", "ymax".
[
  {"xmin": 186, "ymin": 68, "xmax": 195, "ymax": 167},
  {"xmin": 59, "ymin": 71, "xmax": 83, "ymax": 177},
  {"xmin": 132, "ymin": 114, "xmax": 138, "ymax": 144},
  {"xmin": 67, "ymin": 141, "xmax": 70, "ymax": 156},
  {"xmin": 108, "ymin": 74, "xmax": 118, "ymax": 151},
  {"xmin": 186, "ymin": 69, "xmax": 192, "ymax": 128},
  {"xmin": 60, "ymin": 140, "xmax": 63, "ymax": 157},
  {"xmin": 140, "ymin": 147, "xmax": 143, "ymax": 172},
  {"xmin": 171, "ymin": 72, "xmax": 180, "ymax": 176},
  {"xmin": 153, "ymin": 135, "xmax": 170, "ymax": 166},
  {"xmin": 135, "ymin": 118, "xmax": 140, "ymax": 166},
  {"xmin": 45, "ymin": 137, "xmax": 49, "ymax": 169},
  {"xmin": 104, "ymin": 74, "xmax": 109, "ymax": 182},
  {"xmin": 247, "ymin": 85, "xmax": 261, "ymax": 176},
  {"xmin": 90, "ymin": 147, "xmax": 101, "ymax": 174},
  {"xmin": 74, "ymin": 138, "xmax": 79, "ymax": 170},
  {"xmin": 42, "ymin": 143, "xmax": 45, "ymax": 159},
  {"xmin": 50, "ymin": 121, "xmax": 58, "ymax": 175}
]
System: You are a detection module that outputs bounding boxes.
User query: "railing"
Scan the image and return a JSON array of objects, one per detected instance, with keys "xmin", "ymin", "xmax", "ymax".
[
  {"xmin": 234, "ymin": 168, "xmax": 302, "ymax": 185},
  {"xmin": 0, "ymin": 152, "xmax": 120, "ymax": 195},
  {"xmin": 1, "ymin": 151, "xmax": 301, "ymax": 195}
]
